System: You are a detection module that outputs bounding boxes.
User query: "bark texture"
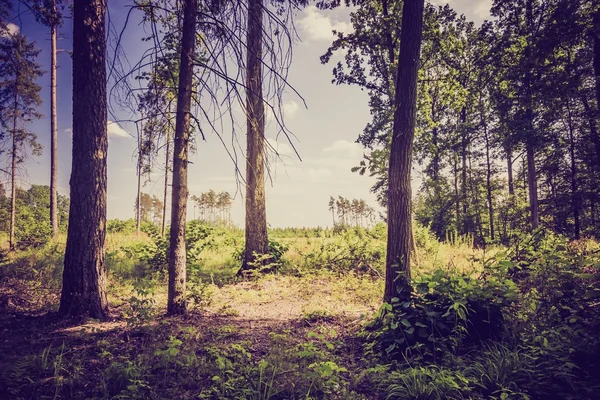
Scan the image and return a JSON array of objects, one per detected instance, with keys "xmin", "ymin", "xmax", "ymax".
[
  {"xmin": 384, "ymin": 0, "xmax": 425, "ymax": 302},
  {"xmin": 167, "ymin": 0, "xmax": 197, "ymax": 315},
  {"xmin": 241, "ymin": 0, "xmax": 269, "ymax": 273},
  {"xmin": 59, "ymin": 0, "xmax": 108, "ymax": 319},
  {"xmin": 50, "ymin": 6, "xmax": 58, "ymax": 237},
  {"xmin": 162, "ymin": 127, "xmax": 170, "ymax": 237},
  {"xmin": 50, "ymin": 0, "xmax": 58, "ymax": 237},
  {"xmin": 10, "ymin": 103, "xmax": 17, "ymax": 251}
]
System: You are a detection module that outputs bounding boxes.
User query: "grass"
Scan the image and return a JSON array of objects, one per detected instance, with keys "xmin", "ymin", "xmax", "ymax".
[{"xmin": 3, "ymin": 224, "xmax": 596, "ymax": 399}]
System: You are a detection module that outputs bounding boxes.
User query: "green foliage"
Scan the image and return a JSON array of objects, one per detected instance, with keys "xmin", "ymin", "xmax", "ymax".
[
  {"xmin": 0, "ymin": 185, "xmax": 68, "ymax": 248},
  {"xmin": 233, "ymin": 236, "xmax": 290, "ymax": 274},
  {"xmin": 107, "ymin": 218, "xmax": 138, "ymax": 235},
  {"xmin": 385, "ymin": 366, "xmax": 469, "ymax": 400},
  {"xmin": 366, "ymin": 269, "xmax": 518, "ymax": 362},
  {"xmin": 297, "ymin": 227, "xmax": 385, "ymax": 275}
]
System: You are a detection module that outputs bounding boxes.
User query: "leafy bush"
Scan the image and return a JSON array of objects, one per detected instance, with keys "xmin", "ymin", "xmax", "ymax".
[
  {"xmin": 385, "ymin": 366, "xmax": 469, "ymax": 400},
  {"xmin": 366, "ymin": 270, "xmax": 518, "ymax": 362},
  {"xmin": 233, "ymin": 237, "xmax": 290, "ymax": 272}
]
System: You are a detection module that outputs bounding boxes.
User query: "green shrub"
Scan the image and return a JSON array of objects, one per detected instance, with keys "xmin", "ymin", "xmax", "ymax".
[
  {"xmin": 385, "ymin": 366, "xmax": 469, "ymax": 400},
  {"xmin": 365, "ymin": 270, "xmax": 518, "ymax": 362}
]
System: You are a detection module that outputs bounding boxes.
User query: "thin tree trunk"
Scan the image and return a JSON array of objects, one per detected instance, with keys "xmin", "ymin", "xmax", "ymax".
[
  {"xmin": 136, "ymin": 124, "xmax": 142, "ymax": 235},
  {"xmin": 507, "ymin": 148, "xmax": 514, "ymax": 196},
  {"xmin": 567, "ymin": 102, "xmax": 580, "ymax": 238},
  {"xmin": 524, "ymin": 0, "xmax": 539, "ymax": 230},
  {"xmin": 167, "ymin": 0, "xmax": 196, "ymax": 315},
  {"xmin": 384, "ymin": 0, "xmax": 425, "ymax": 302},
  {"xmin": 241, "ymin": 0, "xmax": 269, "ymax": 273},
  {"xmin": 59, "ymin": 0, "xmax": 108, "ymax": 319},
  {"xmin": 484, "ymin": 123, "xmax": 495, "ymax": 240},
  {"xmin": 526, "ymin": 134, "xmax": 539, "ymax": 229},
  {"xmin": 162, "ymin": 126, "xmax": 170, "ymax": 237},
  {"xmin": 460, "ymin": 107, "xmax": 468, "ymax": 235},
  {"xmin": 454, "ymin": 153, "xmax": 460, "ymax": 230},
  {"xmin": 50, "ymin": 1, "xmax": 58, "ymax": 237},
  {"xmin": 592, "ymin": 11, "xmax": 600, "ymax": 123},
  {"xmin": 10, "ymin": 98, "xmax": 17, "ymax": 251}
]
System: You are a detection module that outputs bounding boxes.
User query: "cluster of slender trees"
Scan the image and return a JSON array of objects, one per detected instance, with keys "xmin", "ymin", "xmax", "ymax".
[
  {"xmin": 135, "ymin": 192, "xmax": 164, "ymax": 227},
  {"xmin": 326, "ymin": 0, "xmax": 600, "ymax": 247},
  {"xmin": 0, "ymin": 0, "xmax": 316, "ymax": 319},
  {"xmin": 328, "ymin": 196, "xmax": 377, "ymax": 227},
  {"xmin": 191, "ymin": 190, "xmax": 233, "ymax": 224}
]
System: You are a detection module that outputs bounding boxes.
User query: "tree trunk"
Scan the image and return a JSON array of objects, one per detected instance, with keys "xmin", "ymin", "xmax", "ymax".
[
  {"xmin": 241, "ymin": 0, "xmax": 269, "ymax": 273},
  {"xmin": 454, "ymin": 153, "xmax": 460, "ymax": 230},
  {"xmin": 592, "ymin": 11, "xmax": 600, "ymax": 123},
  {"xmin": 50, "ymin": 1, "xmax": 58, "ymax": 237},
  {"xmin": 162, "ymin": 126, "xmax": 170, "ymax": 237},
  {"xmin": 384, "ymin": 0, "xmax": 425, "ymax": 303},
  {"xmin": 526, "ymin": 133, "xmax": 539, "ymax": 229},
  {"xmin": 136, "ymin": 124, "xmax": 142, "ymax": 235},
  {"xmin": 59, "ymin": 0, "xmax": 108, "ymax": 319},
  {"xmin": 567, "ymin": 102, "xmax": 580, "ymax": 238},
  {"xmin": 484, "ymin": 123, "xmax": 495, "ymax": 240},
  {"xmin": 524, "ymin": 0, "xmax": 539, "ymax": 230},
  {"xmin": 167, "ymin": 0, "xmax": 196, "ymax": 315},
  {"xmin": 460, "ymin": 107, "xmax": 469, "ymax": 235},
  {"xmin": 10, "ymin": 98, "xmax": 17, "ymax": 251},
  {"xmin": 506, "ymin": 148, "xmax": 514, "ymax": 196}
]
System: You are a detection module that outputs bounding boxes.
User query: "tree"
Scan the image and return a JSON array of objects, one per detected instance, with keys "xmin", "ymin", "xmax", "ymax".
[
  {"xmin": 384, "ymin": 0, "xmax": 425, "ymax": 301},
  {"xmin": 240, "ymin": 0, "xmax": 269, "ymax": 274},
  {"xmin": 167, "ymin": 0, "xmax": 197, "ymax": 315},
  {"xmin": 49, "ymin": 0, "xmax": 58, "ymax": 237},
  {"xmin": 25, "ymin": 0, "xmax": 64, "ymax": 238},
  {"xmin": 0, "ymin": 32, "xmax": 44, "ymax": 251},
  {"xmin": 328, "ymin": 196, "xmax": 335, "ymax": 225},
  {"xmin": 59, "ymin": 0, "xmax": 108, "ymax": 319}
]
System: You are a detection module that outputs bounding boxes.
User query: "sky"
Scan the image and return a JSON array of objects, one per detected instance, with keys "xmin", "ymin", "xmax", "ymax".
[{"xmin": 4, "ymin": 0, "xmax": 492, "ymax": 228}]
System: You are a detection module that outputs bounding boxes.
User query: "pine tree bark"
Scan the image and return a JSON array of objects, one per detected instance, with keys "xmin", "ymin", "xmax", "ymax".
[
  {"xmin": 567, "ymin": 103, "xmax": 580, "ymax": 239},
  {"xmin": 59, "ymin": 0, "xmax": 108, "ymax": 319},
  {"xmin": 136, "ymin": 122, "xmax": 143, "ymax": 235},
  {"xmin": 460, "ymin": 107, "xmax": 469, "ymax": 236},
  {"xmin": 162, "ymin": 126, "xmax": 170, "ymax": 237},
  {"xmin": 484, "ymin": 123, "xmax": 495, "ymax": 240},
  {"xmin": 384, "ymin": 0, "xmax": 425, "ymax": 302},
  {"xmin": 240, "ymin": 0, "xmax": 269, "ymax": 273},
  {"xmin": 10, "ymin": 97, "xmax": 17, "ymax": 251},
  {"xmin": 167, "ymin": 0, "xmax": 196, "ymax": 315},
  {"xmin": 524, "ymin": 0, "xmax": 539, "ymax": 230},
  {"xmin": 50, "ymin": 0, "xmax": 58, "ymax": 237}
]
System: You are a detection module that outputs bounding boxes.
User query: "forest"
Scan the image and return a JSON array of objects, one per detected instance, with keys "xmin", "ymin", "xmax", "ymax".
[{"xmin": 1, "ymin": 0, "xmax": 600, "ymax": 399}]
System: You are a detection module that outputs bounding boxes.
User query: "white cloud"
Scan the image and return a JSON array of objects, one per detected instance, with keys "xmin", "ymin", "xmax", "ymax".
[
  {"xmin": 1, "ymin": 23, "xmax": 19, "ymax": 37},
  {"xmin": 8, "ymin": 23, "xmax": 19, "ymax": 35},
  {"xmin": 297, "ymin": 6, "xmax": 352, "ymax": 42},
  {"xmin": 283, "ymin": 101, "xmax": 300, "ymax": 119},
  {"xmin": 323, "ymin": 139, "xmax": 363, "ymax": 158},
  {"xmin": 107, "ymin": 121, "xmax": 130, "ymax": 138}
]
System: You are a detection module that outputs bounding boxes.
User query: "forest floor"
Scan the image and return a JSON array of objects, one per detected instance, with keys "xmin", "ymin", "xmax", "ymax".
[
  {"xmin": 0, "ymin": 265, "xmax": 386, "ymax": 399},
  {"xmin": 7, "ymin": 227, "xmax": 595, "ymax": 399}
]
